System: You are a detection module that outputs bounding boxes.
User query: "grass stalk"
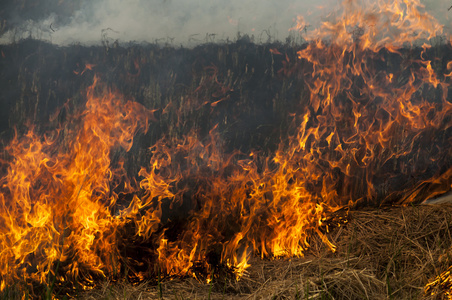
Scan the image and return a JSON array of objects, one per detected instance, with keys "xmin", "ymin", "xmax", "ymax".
[{"xmin": 158, "ymin": 266, "xmax": 162, "ymax": 300}]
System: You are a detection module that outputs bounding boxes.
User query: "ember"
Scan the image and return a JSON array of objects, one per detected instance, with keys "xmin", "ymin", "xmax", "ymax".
[{"xmin": 0, "ymin": 0, "xmax": 451, "ymax": 298}]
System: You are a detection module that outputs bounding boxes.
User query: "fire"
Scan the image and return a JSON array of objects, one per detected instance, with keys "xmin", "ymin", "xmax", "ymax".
[
  {"xmin": 291, "ymin": 0, "xmax": 451, "ymax": 207},
  {"xmin": 0, "ymin": 0, "xmax": 451, "ymax": 296},
  {"xmin": 425, "ymin": 266, "xmax": 452, "ymax": 299},
  {"xmin": 0, "ymin": 76, "xmax": 150, "ymax": 290}
]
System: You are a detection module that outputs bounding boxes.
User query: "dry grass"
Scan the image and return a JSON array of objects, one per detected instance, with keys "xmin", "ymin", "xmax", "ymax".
[{"xmin": 76, "ymin": 204, "xmax": 452, "ymax": 299}]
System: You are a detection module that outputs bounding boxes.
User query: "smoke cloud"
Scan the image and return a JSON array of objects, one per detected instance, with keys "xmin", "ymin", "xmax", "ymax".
[{"xmin": 0, "ymin": 0, "xmax": 450, "ymax": 46}]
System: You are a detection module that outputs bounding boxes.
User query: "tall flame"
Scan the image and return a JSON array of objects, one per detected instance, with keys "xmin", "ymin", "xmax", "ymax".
[
  {"xmin": 0, "ymin": 76, "xmax": 150, "ymax": 289},
  {"xmin": 0, "ymin": 0, "xmax": 451, "ymax": 295}
]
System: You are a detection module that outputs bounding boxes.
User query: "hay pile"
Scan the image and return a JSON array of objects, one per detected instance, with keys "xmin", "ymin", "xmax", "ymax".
[{"xmin": 77, "ymin": 204, "xmax": 452, "ymax": 299}]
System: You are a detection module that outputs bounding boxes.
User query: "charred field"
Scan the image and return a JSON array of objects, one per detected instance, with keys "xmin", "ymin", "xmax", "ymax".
[{"xmin": 0, "ymin": 32, "xmax": 451, "ymax": 299}]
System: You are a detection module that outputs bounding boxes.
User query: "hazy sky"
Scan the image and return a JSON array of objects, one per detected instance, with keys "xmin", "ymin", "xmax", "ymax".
[{"xmin": 0, "ymin": 0, "xmax": 450, "ymax": 46}]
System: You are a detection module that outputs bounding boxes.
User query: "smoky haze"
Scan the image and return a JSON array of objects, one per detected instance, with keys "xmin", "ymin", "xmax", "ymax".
[{"xmin": 0, "ymin": 0, "xmax": 450, "ymax": 46}]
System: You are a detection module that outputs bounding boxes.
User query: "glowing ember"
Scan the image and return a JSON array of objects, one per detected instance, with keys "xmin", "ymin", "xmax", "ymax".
[
  {"xmin": 0, "ymin": 0, "xmax": 450, "ymax": 296},
  {"xmin": 425, "ymin": 266, "xmax": 452, "ymax": 299}
]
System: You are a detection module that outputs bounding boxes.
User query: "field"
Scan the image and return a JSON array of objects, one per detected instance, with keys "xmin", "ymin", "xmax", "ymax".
[
  {"xmin": 0, "ymin": 12, "xmax": 451, "ymax": 299},
  {"xmin": 73, "ymin": 204, "xmax": 451, "ymax": 299}
]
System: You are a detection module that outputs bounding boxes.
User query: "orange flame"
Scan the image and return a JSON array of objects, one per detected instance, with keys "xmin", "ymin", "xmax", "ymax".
[
  {"xmin": 0, "ymin": 76, "xmax": 150, "ymax": 289},
  {"xmin": 0, "ymin": 0, "xmax": 451, "ymax": 295}
]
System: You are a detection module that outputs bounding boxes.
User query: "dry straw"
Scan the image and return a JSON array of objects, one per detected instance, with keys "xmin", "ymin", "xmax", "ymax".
[{"xmin": 77, "ymin": 204, "xmax": 452, "ymax": 299}]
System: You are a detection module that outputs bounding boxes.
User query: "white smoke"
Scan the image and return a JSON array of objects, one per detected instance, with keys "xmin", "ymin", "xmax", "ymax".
[{"xmin": 0, "ymin": 0, "xmax": 450, "ymax": 46}]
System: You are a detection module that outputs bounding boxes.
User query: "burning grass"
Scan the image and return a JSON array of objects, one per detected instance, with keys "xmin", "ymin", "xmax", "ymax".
[
  {"xmin": 0, "ymin": 0, "xmax": 451, "ymax": 298},
  {"xmin": 70, "ymin": 203, "xmax": 452, "ymax": 299}
]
